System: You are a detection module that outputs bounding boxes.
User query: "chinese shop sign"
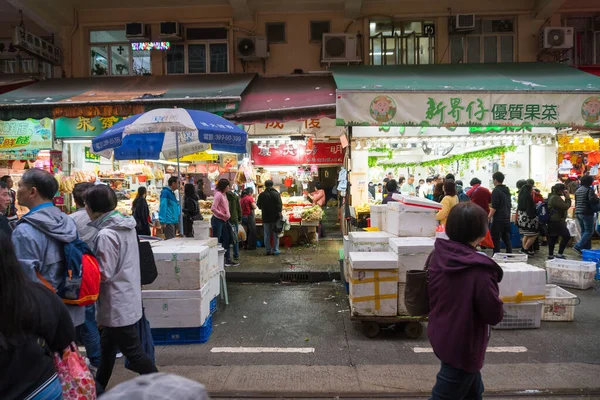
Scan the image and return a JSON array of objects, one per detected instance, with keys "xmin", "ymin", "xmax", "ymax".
[
  {"xmin": 336, "ymin": 93, "xmax": 600, "ymax": 129},
  {"xmin": 84, "ymin": 146, "xmax": 100, "ymax": 163},
  {"xmin": 55, "ymin": 116, "xmax": 130, "ymax": 138},
  {"xmin": 251, "ymin": 142, "xmax": 344, "ymax": 165},
  {"xmin": 0, "ymin": 118, "xmax": 53, "ymax": 160}
]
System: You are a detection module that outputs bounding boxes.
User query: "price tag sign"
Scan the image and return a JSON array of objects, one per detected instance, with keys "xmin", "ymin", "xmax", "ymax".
[{"xmin": 84, "ymin": 147, "xmax": 101, "ymax": 164}]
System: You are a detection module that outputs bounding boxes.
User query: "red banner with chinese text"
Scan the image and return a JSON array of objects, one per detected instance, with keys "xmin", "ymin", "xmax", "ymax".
[{"xmin": 251, "ymin": 142, "xmax": 344, "ymax": 165}]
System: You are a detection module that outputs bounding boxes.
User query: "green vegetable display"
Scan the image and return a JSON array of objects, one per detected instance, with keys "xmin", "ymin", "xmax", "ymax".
[{"xmin": 375, "ymin": 146, "xmax": 515, "ymax": 169}]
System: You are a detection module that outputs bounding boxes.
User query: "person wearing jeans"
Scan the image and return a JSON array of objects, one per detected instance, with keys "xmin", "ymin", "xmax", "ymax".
[
  {"xmin": 77, "ymin": 304, "xmax": 101, "ymax": 369},
  {"xmin": 573, "ymin": 175, "xmax": 600, "ymax": 253},
  {"xmin": 547, "ymin": 183, "xmax": 572, "ymax": 259},
  {"xmin": 488, "ymin": 172, "xmax": 513, "ymax": 254},
  {"xmin": 85, "ymin": 185, "xmax": 158, "ymax": 393},
  {"xmin": 227, "ymin": 190, "xmax": 242, "ymax": 261},
  {"xmin": 257, "ymin": 180, "xmax": 283, "ymax": 256},
  {"xmin": 212, "ymin": 178, "xmax": 238, "ymax": 267}
]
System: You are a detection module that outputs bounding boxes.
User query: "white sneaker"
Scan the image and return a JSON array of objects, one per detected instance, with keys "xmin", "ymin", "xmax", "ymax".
[{"xmin": 116, "ymin": 352, "xmax": 123, "ymax": 359}]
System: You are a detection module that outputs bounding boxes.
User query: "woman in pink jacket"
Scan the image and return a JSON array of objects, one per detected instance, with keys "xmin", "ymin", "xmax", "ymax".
[{"xmin": 211, "ymin": 179, "xmax": 238, "ymax": 267}]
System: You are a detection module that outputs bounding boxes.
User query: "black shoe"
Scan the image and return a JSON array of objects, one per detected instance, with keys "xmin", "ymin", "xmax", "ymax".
[
  {"xmin": 520, "ymin": 248, "xmax": 535, "ymax": 256},
  {"xmin": 225, "ymin": 261, "xmax": 240, "ymax": 267},
  {"xmin": 573, "ymin": 247, "xmax": 582, "ymax": 255},
  {"xmin": 548, "ymin": 255, "xmax": 555, "ymax": 260},
  {"xmin": 555, "ymin": 254, "xmax": 567, "ymax": 259},
  {"xmin": 265, "ymin": 251, "xmax": 272, "ymax": 256}
]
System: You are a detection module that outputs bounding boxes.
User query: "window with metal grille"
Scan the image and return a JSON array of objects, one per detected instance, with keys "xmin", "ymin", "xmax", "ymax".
[
  {"xmin": 165, "ymin": 26, "xmax": 229, "ymax": 74},
  {"xmin": 266, "ymin": 22, "xmax": 286, "ymax": 44},
  {"xmin": 89, "ymin": 29, "xmax": 151, "ymax": 76},
  {"xmin": 449, "ymin": 17, "xmax": 515, "ymax": 64},
  {"xmin": 310, "ymin": 21, "xmax": 331, "ymax": 42},
  {"xmin": 369, "ymin": 20, "xmax": 435, "ymax": 65},
  {"xmin": 563, "ymin": 15, "xmax": 600, "ymax": 65}
]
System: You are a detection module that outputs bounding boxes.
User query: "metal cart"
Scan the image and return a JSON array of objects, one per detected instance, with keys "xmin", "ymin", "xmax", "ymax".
[{"xmin": 350, "ymin": 314, "xmax": 428, "ymax": 339}]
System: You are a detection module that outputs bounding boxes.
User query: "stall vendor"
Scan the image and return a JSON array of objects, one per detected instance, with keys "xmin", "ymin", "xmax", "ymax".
[{"xmin": 308, "ymin": 183, "xmax": 326, "ymax": 206}]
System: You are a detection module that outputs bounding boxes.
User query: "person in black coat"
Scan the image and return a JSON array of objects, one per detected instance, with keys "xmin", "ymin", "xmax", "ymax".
[
  {"xmin": 132, "ymin": 186, "xmax": 151, "ymax": 236},
  {"xmin": 0, "ymin": 180, "xmax": 12, "ymax": 236},
  {"xmin": 183, "ymin": 183, "xmax": 201, "ymax": 238}
]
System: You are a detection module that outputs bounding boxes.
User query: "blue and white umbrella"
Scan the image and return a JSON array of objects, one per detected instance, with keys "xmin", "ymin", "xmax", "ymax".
[{"xmin": 91, "ymin": 108, "xmax": 247, "ymax": 160}]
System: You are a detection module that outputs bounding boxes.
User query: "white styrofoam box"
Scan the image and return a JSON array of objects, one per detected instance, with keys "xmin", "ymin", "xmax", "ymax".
[
  {"xmin": 386, "ymin": 201, "xmax": 438, "ymax": 237},
  {"xmin": 208, "ymin": 268, "xmax": 221, "ymax": 300},
  {"xmin": 142, "ymin": 283, "xmax": 211, "ymax": 328},
  {"xmin": 349, "ymin": 252, "xmax": 398, "ymax": 316},
  {"xmin": 349, "ymin": 231, "xmax": 396, "ymax": 253},
  {"xmin": 146, "ymin": 245, "xmax": 210, "ymax": 291},
  {"xmin": 218, "ymin": 247, "xmax": 225, "ymax": 270},
  {"xmin": 492, "ymin": 302, "xmax": 542, "ymax": 330},
  {"xmin": 497, "ymin": 262, "xmax": 546, "ymax": 302},
  {"xmin": 542, "ymin": 284, "xmax": 579, "ymax": 322},
  {"xmin": 194, "ymin": 238, "xmax": 219, "ymax": 270},
  {"xmin": 344, "ymin": 258, "xmax": 351, "ymax": 283},
  {"xmin": 193, "ymin": 220, "xmax": 211, "ymax": 240},
  {"xmin": 343, "ymin": 235, "xmax": 350, "ymax": 260},
  {"xmin": 389, "ymin": 237, "xmax": 435, "ymax": 282},
  {"xmin": 397, "ymin": 283, "xmax": 408, "ymax": 315},
  {"xmin": 370, "ymin": 205, "xmax": 387, "ymax": 232},
  {"xmin": 391, "ymin": 194, "xmax": 443, "ymax": 210},
  {"xmin": 545, "ymin": 259, "xmax": 596, "ymax": 290}
]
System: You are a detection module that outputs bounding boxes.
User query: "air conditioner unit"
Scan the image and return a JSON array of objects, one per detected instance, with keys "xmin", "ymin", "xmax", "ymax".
[
  {"xmin": 159, "ymin": 22, "xmax": 182, "ymax": 40},
  {"xmin": 125, "ymin": 22, "xmax": 149, "ymax": 39},
  {"xmin": 322, "ymin": 33, "xmax": 359, "ymax": 62},
  {"xmin": 542, "ymin": 27, "xmax": 574, "ymax": 49},
  {"xmin": 12, "ymin": 26, "xmax": 62, "ymax": 65},
  {"xmin": 454, "ymin": 14, "xmax": 475, "ymax": 30},
  {"xmin": 236, "ymin": 36, "xmax": 268, "ymax": 60}
]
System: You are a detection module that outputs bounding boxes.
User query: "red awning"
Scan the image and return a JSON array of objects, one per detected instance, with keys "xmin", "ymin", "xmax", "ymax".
[
  {"xmin": 0, "ymin": 74, "xmax": 39, "ymax": 94},
  {"xmin": 229, "ymin": 74, "xmax": 336, "ymax": 124},
  {"xmin": 578, "ymin": 66, "xmax": 600, "ymax": 77}
]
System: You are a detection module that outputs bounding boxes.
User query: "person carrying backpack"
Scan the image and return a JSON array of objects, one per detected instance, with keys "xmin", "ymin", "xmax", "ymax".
[
  {"xmin": 455, "ymin": 180, "xmax": 470, "ymax": 203},
  {"xmin": 11, "ymin": 169, "xmax": 85, "ymax": 328}
]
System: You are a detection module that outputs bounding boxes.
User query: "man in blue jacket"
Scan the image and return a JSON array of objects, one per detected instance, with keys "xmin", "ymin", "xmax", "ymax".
[{"xmin": 159, "ymin": 176, "xmax": 181, "ymax": 240}]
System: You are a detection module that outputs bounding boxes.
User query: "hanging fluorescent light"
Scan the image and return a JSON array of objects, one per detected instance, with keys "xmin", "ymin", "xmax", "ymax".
[
  {"xmin": 355, "ymin": 140, "xmax": 362, "ymax": 150},
  {"xmin": 365, "ymin": 140, "xmax": 372, "ymax": 149},
  {"xmin": 545, "ymin": 137, "xmax": 553, "ymax": 146},
  {"xmin": 536, "ymin": 136, "xmax": 543, "ymax": 146},
  {"xmin": 526, "ymin": 136, "xmax": 534, "ymax": 146}
]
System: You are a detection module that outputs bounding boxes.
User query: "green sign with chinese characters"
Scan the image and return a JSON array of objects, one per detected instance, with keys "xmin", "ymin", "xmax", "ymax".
[
  {"xmin": 336, "ymin": 93, "xmax": 600, "ymax": 129},
  {"xmin": 55, "ymin": 116, "xmax": 130, "ymax": 138},
  {"xmin": 84, "ymin": 146, "xmax": 100, "ymax": 163}
]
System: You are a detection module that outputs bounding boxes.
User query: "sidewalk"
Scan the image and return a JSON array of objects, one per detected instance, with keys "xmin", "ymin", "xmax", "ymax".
[{"xmin": 110, "ymin": 363, "xmax": 600, "ymax": 397}]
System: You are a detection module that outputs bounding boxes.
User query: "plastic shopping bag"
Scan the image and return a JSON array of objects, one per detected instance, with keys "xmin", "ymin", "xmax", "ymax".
[
  {"xmin": 54, "ymin": 342, "xmax": 96, "ymax": 399},
  {"xmin": 238, "ymin": 224, "xmax": 247, "ymax": 242},
  {"xmin": 480, "ymin": 229, "xmax": 494, "ymax": 248}
]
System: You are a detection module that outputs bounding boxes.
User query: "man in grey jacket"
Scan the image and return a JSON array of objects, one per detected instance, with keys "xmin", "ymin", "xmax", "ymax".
[{"xmin": 11, "ymin": 168, "xmax": 84, "ymax": 327}]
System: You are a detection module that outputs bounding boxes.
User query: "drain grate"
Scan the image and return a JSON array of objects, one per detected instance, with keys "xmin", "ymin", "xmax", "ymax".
[{"xmin": 279, "ymin": 272, "xmax": 310, "ymax": 282}]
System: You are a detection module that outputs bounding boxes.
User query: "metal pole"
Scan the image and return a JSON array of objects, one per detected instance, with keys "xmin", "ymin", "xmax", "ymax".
[{"xmin": 175, "ymin": 131, "xmax": 184, "ymax": 235}]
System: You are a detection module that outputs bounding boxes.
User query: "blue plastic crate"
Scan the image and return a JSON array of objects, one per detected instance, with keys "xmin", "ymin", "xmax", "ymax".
[
  {"xmin": 151, "ymin": 316, "xmax": 212, "ymax": 346},
  {"xmin": 581, "ymin": 249, "xmax": 600, "ymax": 280},
  {"xmin": 345, "ymin": 282, "xmax": 349, "ymax": 294},
  {"xmin": 210, "ymin": 298, "xmax": 218, "ymax": 315}
]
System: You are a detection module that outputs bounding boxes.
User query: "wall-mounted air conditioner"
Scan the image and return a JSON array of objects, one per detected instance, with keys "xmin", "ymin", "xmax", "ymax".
[
  {"xmin": 322, "ymin": 33, "xmax": 360, "ymax": 62},
  {"xmin": 236, "ymin": 36, "xmax": 268, "ymax": 60},
  {"xmin": 542, "ymin": 27, "xmax": 574, "ymax": 49}
]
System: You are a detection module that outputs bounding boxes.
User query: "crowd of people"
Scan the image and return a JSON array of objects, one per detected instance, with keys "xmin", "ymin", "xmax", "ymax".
[{"xmin": 375, "ymin": 170, "xmax": 599, "ymax": 259}]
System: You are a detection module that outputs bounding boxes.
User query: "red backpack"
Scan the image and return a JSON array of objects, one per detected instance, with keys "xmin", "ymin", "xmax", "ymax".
[{"xmin": 37, "ymin": 239, "xmax": 101, "ymax": 306}]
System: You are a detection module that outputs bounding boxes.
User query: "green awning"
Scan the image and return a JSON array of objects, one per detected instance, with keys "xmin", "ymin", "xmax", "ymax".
[
  {"xmin": 333, "ymin": 63, "xmax": 600, "ymax": 129},
  {"xmin": 0, "ymin": 73, "xmax": 256, "ymax": 120}
]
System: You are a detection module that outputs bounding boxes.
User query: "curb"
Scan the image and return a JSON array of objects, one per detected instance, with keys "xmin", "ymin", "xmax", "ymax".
[{"xmin": 226, "ymin": 270, "xmax": 341, "ymax": 283}]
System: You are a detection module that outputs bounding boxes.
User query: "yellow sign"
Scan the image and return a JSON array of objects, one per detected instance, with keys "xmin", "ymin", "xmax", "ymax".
[{"xmin": 173, "ymin": 151, "xmax": 218, "ymax": 162}]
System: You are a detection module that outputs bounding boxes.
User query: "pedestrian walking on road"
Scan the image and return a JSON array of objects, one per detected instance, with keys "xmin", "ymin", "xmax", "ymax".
[
  {"xmin": 0, "ymin": 232, "xmax": 78, "ymax": 400},
  {"xmin": 241, "ymin": 188, "xmax": 258, "ymax": 250},
  {"xmin": 428, "ymin": 202, "xmax": 504, "ymax": 400},
  {"xmin": 517, "ymin": 183, "xmax": 539, "ymax": 256},
  {"xmin": 70, "ymin": 182, "xmax": 102, "ymax": 372},
  {"xmin": 133, "ymin": 186, "xmax": 152, "ymax": 236},
  {"xmin": 211, "ymin": 179, "xmax": 238, "ymax": 267},
  {"xmin": 257, "ymin": 180, "xmax": 283, "ymax": 256},
  {"xmin": 489, "ymin": 171, "xmax": 513, "ymax": 255},
  {"xmin": 0, "ymin": 180, "xmax": 13, "ymax": 236},
  {"xmin": 547, "ymin": 183, "xmax": 572, "ymax": 260},
  {"xmin": 183, "ymin": 184, "xmax": 201, "ymax": 238},
  {"xmin": 466, "ymin": 178, "xmax": 491, "ymax": 214},
  {"xmin": 11, "ymin": 168, "xmax": 85, "ymax": 328},
  {"xmin": 159, "ymin": 176, "xmax": 180, "ymax": 240},
  {"xmin": 436, "ymin": 180, "xmax": 459, "ymax": 226},
  {"xmin": 573, "ymin": 175, "xmax": 599, "ymax": 253},
  {"xmin": 85, "ymin": 184, "xmax": 158, "ymax": 393}
]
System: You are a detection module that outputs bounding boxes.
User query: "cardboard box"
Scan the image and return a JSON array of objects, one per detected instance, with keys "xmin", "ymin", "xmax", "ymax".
[
  {"xmin": 349, "ymin": 252, "xmax": 398, "ymax": 316},
  {"xmin": 142, "ymin": 284, "xmax": 211, "ymax": 328},
  {"xmin": 146, "ymin": 245, "xmax": 210, "ymax": 290},
  {"xmin": 389, "ymin": 237, "xmax": 435, "ymax": 282}
]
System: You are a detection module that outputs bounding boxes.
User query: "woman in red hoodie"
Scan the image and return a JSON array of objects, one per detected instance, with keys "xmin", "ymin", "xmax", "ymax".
[{"xmin": 427, "ymin": 202, "xmax": 504, "ymax": 400}]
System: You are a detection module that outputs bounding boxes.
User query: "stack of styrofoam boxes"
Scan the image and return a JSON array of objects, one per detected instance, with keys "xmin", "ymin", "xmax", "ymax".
[
  {"xmin": 386, "ymin": 195, "xmax": 441, "ymax": 238},
  {"xmin": 346, "ymin": 231, "xmax": 397, "ymax": 285},
  {"xmin": 369, "ymin": 204, "xmax": 387, "ymax": 232},
  {"xmin": 494, "ymin": 262, "xmax": 546, "ymax": 329},
  {"xmin": 388, "ymin": 237, "xmax": 435, "ymax": 315},
  {"xmin": 348, "ymin": 252, "xmax": 398, "ymax": 316},
  {"xmin": 142, "ymin": 240, "xmax": 213, "ymax": 329}
]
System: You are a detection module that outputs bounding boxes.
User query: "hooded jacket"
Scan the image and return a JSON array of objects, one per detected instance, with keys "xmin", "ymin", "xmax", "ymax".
[
  {"xmin": 12, "ymin": 203, "xmax": 85, "ymax": 326},
  {"xmin": 90, "ymin": 211, "xmax": 142, "ymax": 327},
  {"xmin": 491, "ymin": 184, "xmax": 512, "ymax": 222},
  {"xmin": 159, "ymin": 187, "xmax": 180, "ymax": 225},
  {"xmin": 427, "ymin": 238, "xmax": 504, "ymax": 373}
]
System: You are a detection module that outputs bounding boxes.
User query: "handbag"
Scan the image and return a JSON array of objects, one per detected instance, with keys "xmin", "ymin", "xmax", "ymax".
[
  {"xmin": 125, "ymin": 309, "xmax": 155, "ymax": 371},
  {"xmin": 53, "ymin": 342, "xmax": 96, "ymax": 399},
  {"xmin": 138, "ymin": 240, "xmax": 158, "ymax": 285},
  {"xmin": 404, "ymin": 252, "xmax": 432, "ymax": 316}
]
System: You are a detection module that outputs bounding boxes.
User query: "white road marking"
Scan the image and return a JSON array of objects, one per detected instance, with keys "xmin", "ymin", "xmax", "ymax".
[
  {"xmin": 413, "ymin": 346, "xmax": 527, "ymax": 353},
  {"xmin": 211, "ymin": 347, "xmax": 315, "ymax": 354}
]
